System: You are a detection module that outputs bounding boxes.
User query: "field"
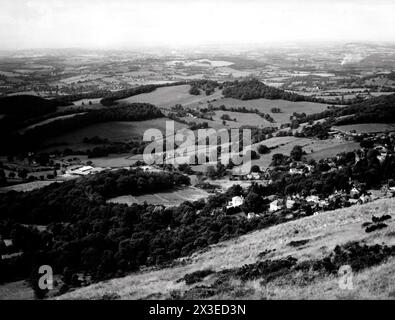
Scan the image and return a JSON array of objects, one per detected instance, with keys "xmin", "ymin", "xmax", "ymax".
[
  {"xmin": 205, "ymin": 97, "xmax": 332, "ymax": 125},
  {"xmin": 333, "ymin": 123, "xmax": 395, "ymax": 134},
  {"xmin": 20, "ymin": 112, "xmax": 87, "ymax": 134},
  {"xmin": 305, "ymin": 141, "xmax": 361, "ymax": 161},
  {"xmin": 248, "ymin": 136, "xmax": 360, "ymax": 169},
  {"xmin": 211, "ymin": 110, "xmax": 274, "ymax": 128},
  {"xmin": 107, "ymin": 186, "xmax": 209, "ymax": 207},
  {"xmin": 118, "ymin": 84, "xmax": 223, "ymax": 109},
  {"xmin": 0, "ymin": 180, "xmax": 62, "ymax": 193},
  {"xmin": 118, "ymin": 84, "xmax": 332, "ymax": 126},
  {"xmin": 0, "ymin": 280, "xmax": 35, "ymax": 300},
  {"xmin": 41, "ymin": 117, "xmax": 188, "ymax": 151},
  {"xmin": 57, "ymin": 197, "xmax": 395, "ymax": 300},
  {"xmin": 72, "ymin": 98, "xmax": 102, "ymax": 106}
]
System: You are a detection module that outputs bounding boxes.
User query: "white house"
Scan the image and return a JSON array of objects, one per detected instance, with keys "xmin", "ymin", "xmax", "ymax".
[
  {"xmin": 247, "ymin": 212, "xmax": 258, "ymax": 220},
  {"xmin": 289, "ymin": 168, "xmax": 304, "ymax": 175},
  {"xmin": 286, "ymin": 199, "xmax": 296, "ymax": 209},
  {"xmin": 306, "ymin": 195, "xmax": 320, "ymax": 204},
  {"xmin": 269, "ymin": 199, "xmax": 283, "ymax": 212},
  {"xmin": 227, "ymin": 196, "xmax": 244, "ymax": 209}
]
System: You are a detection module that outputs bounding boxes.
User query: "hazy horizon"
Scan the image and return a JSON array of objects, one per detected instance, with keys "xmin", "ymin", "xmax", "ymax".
[{"xmin": 1, "ymin": 0, "xmax": 395, "ymax": 50}]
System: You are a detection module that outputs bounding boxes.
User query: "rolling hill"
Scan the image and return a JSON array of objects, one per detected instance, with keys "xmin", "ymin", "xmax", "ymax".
[{"xmin": 57, "ymin": 197, "xmax": 395, "ymax": 300}]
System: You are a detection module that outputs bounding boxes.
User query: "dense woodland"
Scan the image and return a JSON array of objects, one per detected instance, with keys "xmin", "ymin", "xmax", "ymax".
[
  {"xmin": 294, "ymin": 93, "xmax": 395, "ymax": 126},
  {"xmin": 221, "ymin": 79, "xmax": 332, "ymax": 104}
]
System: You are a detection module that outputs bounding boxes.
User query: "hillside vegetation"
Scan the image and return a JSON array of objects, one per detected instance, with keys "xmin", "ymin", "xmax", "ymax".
[{"xmin": 56, "ymin": 197, "xmax": 395, "ymax": 300}]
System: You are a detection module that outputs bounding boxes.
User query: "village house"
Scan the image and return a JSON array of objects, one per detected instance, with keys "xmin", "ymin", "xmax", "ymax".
[
  {"xmin": 286, "ymin": 198, "xmax": 296, "ymax": 209},
  {"xmin": 306, "ymin": 195, "xmax": 320, "ymax": 204},
  {"xmin": 247, "ymin": 212, "xmax": 258, "ymax": 220},
  {"xmin": 289, "ymin": 167, "xmax": 304, "ymax": 175},
  {"xmin": 226, "ymin": 196, "xmax": 244, "ymax": 209},
  {"xmin": 269, "ymin": 199, "xmax": 283, "ymax": 212}
]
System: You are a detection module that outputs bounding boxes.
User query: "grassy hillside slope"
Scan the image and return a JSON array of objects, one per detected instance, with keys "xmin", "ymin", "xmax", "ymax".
[{"xmin": 57, "ymin": 197, "xmax": 395, "ymax": 300}]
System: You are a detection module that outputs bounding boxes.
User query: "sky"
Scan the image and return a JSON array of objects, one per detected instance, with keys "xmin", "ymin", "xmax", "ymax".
[{"xmin": 0, "ymin": 0, "xmax": 395, "ymax": 50}]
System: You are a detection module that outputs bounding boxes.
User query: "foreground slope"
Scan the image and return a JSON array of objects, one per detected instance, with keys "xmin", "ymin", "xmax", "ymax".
[{"xmin": 57, "ymin": 197, "xmax": 395, "ymax": 300}]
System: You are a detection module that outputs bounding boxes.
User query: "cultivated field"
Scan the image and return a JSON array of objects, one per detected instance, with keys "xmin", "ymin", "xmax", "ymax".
[
  {"xmin": 333, "ymin": 123, "xmax": 395, "ymax": 134},
  {"xmin": 20, "ymin": 112, "xmax": 87, "ymax": 134},
  {"xmin": 57, "ymin": 197, "xmax": 395, "ymax": 300},
  {"xmin": 205, "ymin": 97, "xmax": 332, "ymax": 125},
  {"xmin": 107, "ymin": 186, "xmax": 209, "ymax": 207},
  {"xmin": 0, "ymin": 180, "xmax": 62, "ymax": 193},
  {"xmin": 211, "ymin": 110, "xmax": 274, "ymax": 128},
  {"xmin": 118, "ymin": 84, "xmax": 223, "ymax": 109},
  {"xmin": 41, "ymin": 117, "xmax": 188, "ymax": 151},
  {"xmin": 249, "ymin": 136, "xmax": 359, "ymax": 169}
]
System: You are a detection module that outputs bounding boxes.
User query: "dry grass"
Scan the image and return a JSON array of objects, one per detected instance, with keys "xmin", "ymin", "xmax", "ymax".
[{"xmin": 56, "ymin": 197, "xmax": 395, "ymax": 300}]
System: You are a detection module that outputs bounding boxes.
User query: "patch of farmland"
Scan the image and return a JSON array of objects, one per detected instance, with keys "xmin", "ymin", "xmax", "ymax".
[
  {"xmin": 0, "ymin": 180, "xmax": 62, "ymax": 193},
  {"xmin": 178, "ymin": 116, "xmax": 227, "ymax": 130},
  {"xmin": 106, "ymin": 186, "xmax": 209, "ymax": 207},
  {"xmin": 332, "ymin": 123, "xmax": 395, "ymax": 134},
  {"xmin": 42, "ymin": 117, "xmax": 188, "ymax": 150},
  {"xmin": 305, "ymin": 141, "xmax": 361, "ymax": 161},
  {"xmin": 118, "ymin": 84, "xmax": 223, "ymax": 109},
  {"xmin": 247, "ymin": 137, "xmax": 359, "ymax": 170},
  {"xmin": 20, "ymin": 112, "xmax": 87, "ymax": 134},
  {"xmin": 88, "ymin": 154, "xmax": 142, "ymax": 168},
  {"xmin": 72, "ymin": 98, "xmax": 102, "ymax": 106},
  {"xmin": 203, "ymin": 97, "xmax": 332, "ymax": 125},
  {"xmin": 0, "ymin": 280, "xmax": 35, "ymax": 300},
  {"xmin": 212, "ymin": 110, "xmax": 275, "ymax": 128}
]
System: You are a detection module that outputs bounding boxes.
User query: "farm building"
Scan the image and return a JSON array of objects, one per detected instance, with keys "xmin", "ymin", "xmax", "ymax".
[
  {"xmin": 269, "ymin": 199, "xmax": 283, "ymax": 212},
  {"xmin": 227, "ymin": 196, "xmax": 244, "ymax": 209}
]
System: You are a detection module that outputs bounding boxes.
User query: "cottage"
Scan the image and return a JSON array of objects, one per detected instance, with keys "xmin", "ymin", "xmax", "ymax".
[
  {"xmin": 289, "ymin": 168, "xmax": 304, "ymax": 175},
  {"xmin": 286, "ymin": 199, "xmax": 296, "ymax": 209},
  {"xmin": 247, "ymin": 212, "xmax": 258, "ymax": 220},
  {"xmin": 227, "ymin": 196, "xmax": 244, "ymax": 209},
  {"xmin": 269, "ymin": 199, "xmax": 283, "ymax": 212},
  {"xmin": 306, "ymin": 195, "xmax": 319, "ymax": 204},
  {"xmin": 251, "ymin": 172, "xmax": 261, "ymax": 180}
]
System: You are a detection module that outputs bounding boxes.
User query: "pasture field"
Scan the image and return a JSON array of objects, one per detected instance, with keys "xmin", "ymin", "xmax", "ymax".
[
  {"xmin": 72, "ymin": 98, "xmax": 102, "ymax": 106},
  {"xmin": 178, "ymin": 116, "xmax": 227, "ymax": 130},
  {"xmin": 211, "ymin": 110, "xmax": 275, "ymax": 128},
  {"xmin": 0, "ymin": 280, "xmax": 35, "ymax": 300},
  {"xmin": 41, "ymin": 117, "xmax": 188, "ymax": 151},
  {"xmin": 89, "ymin": 154, "xmax": 142, "ymax": 168},
  {"xmin": 333, "ymin": 123, "xmax": 395, "ymax": 134},
  {"xmin": 249, "ymin": 137, "xmax": 359, "ymax": 169},
  {"xmin": 57, "ymin": 198, "xmax": 395, "ymax": 300},
  {"xmin": 305, "ymin": 141, "xmax": 361, "ymax": 161},
  {"xmin": 106, "ymin": 186, "xmax": 209, "ymax": 207},
  {"xmin": 118, "ymin": 84, "xmax": 223, "ymax": 109},
  {"xmin": 0, "ymin": 180, "xmax": 62, "ymax": 193},
  {"xmin": 20, "ymin": 112, "xmax": 87, "ymax": 134},
  {"xmin": 204, "ymin": 97, "xmax": 332, "ymax": 125}
]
